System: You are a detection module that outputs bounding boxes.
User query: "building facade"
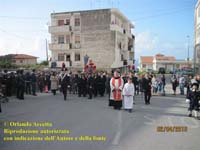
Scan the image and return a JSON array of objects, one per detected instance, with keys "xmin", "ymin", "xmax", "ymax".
[
  {"xmin": 194, "ymin": 0, "xmax": 200, "ymax": 73},
  {"xmin": 140, "ymin": 54, "xmax": 193, "ymax": 71},
  {"xmin": 0, "ymin": 54, "xmax": 37, "ymax": 66},
  {"xmin": 139, "ymin": 56, "xmax": 154, "ymax": 70},
  {"xmin": 49, "ymin": 8, "xmax": 135, "ymax": 72},
  {"xmin": 12, "ymin": 54, "xmax": 37, "ymax": 66}
]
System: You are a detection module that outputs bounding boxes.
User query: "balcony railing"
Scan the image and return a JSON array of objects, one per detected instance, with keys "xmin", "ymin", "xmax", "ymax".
[
  {"xmin": 49, "ymin": 25, "xmax": 71, "ymax": 34},
  {"xmin": 74, "ymin": 43, "xmax": 81, "ymax": 49},
  {"xmin": 49, "ymin": 43, "xmax": 70, "ymax": 50},
  {"xmin": 128, "ymin": 46, "xmax": 134, "ymax": 51}
]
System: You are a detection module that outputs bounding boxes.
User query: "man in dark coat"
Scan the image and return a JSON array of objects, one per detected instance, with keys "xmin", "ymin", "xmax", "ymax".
[
  {"xmin": 82, "ymin": 74, "xmax": 88, "ymax": 97},
  {"xmin": 31, "ymin": 69, "xmax": 37, "ymax": 96},
  {"xmin": 87, "ymin": 74, "xmax": 94, "ymax": 99},
  {"xmin": 132, "ymin": 72, "xmax": 139, "ymax": 95},
  {"xmin": 187, "ymin": 81, "xmax": 200, "ymax": 119},
  {"xmin": 16, "ymin": 70, "xmax": 25, "ymax": 100},
  {"xmin": 2, "ymin": 70, "xmax": 10, "ymax": 97},
  {"xmin": 77, "ymin": 74, "xmax": 87, "ymax": 97},
  {"xmin": 25, "ymin": 72, "xmax": 31, "ymax": 95},
  {"xmin": 61, "ymin": 68, "xmax": 70, "ymax": 100},
  {"xmin": 93, "ymin": 74, "xmax": 98, "ymax": 97},
  {"xmin": 98, "ymin": 73, "xmax": 106, "ymax": 97},
  {"xmin": 77, "ymin": 75, "xmax": 82, "ymax": 97},
  {"xmin": 10, "ymin": 72, "xmax": 16, "ymax": 96},
  {"xmin": 38, "ymin": 73, "xmax": 45, "ymax": 93},
  {"xmin": 105, "ymin": 73, "xmax": 111, "ymax": 95},
  {"xmin": 142, "ymin": 74, "xmax": 152, "ymax": 105}
]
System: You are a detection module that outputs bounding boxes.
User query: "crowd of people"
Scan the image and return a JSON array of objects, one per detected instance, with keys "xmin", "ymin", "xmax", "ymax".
[{"xmin": 0, "ymin": 68, "xmax": 200, "ymax": 119}]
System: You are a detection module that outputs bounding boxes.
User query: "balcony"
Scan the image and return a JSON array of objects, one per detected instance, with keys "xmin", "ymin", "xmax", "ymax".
[
  {"xmin": 73, "ymin": 26, "xmax": 81, "ymax": 31},
  {"xmin": 73, "ymin": 61, "xmax": 82, "ymax": 67},
  {"xmin": 74, "ymin": 43, "xmax": 81, "ymax": 49},
  {"xmin": 128, "ymin": 45, "xmax": 134, "ymax": 52},
  {"xmin": 49, "ymin": 25, "xmax": 71, "ymax": 34},
  {"xmin": 49, "ymin": 43, "xmax": 70, "ymax": 50},
  {"xmin": 56, "ymin": 61, "xmax": 70, "ymax": 68},
  {"xmin": 127, "ymin": 32, "xmax": 133, "ymax": 38}
]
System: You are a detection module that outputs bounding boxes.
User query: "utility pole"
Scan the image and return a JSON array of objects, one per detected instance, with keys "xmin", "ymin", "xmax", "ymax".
[{"xmin": 45, "ymin": 39, "xmax": 48, "ymax": 62}]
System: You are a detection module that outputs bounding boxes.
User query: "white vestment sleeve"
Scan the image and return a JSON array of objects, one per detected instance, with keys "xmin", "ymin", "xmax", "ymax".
[
  {"xmin": 110, "ymin": 78, "xmax": 115, "ymax": 92},
  {"xmin": 122, "ymin": 83, "xmax": 127, "ymax": 95},
  {"xmin": 119, "ymin": 78, "xmax": 124, "ymax": 91}
]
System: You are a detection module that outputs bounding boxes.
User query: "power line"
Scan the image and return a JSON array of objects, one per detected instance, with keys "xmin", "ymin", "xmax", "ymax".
[
  {"xmin": 2, "ymin": 29, "xmax": 48, "ymax": 33},
  {"xmin": 132, "ymin": 6, "xmax": 194, "ymax": 22},
  {"xmin": 0, "ymin": 27, "xmax": 37, "ymax": 40},
  {"xmin": 125, "ymin": 4, "xmax": 194, "ymax": 15},
  {"xmin": 0, "ymin": 16, "xmax": 48, "ymax": 20}
]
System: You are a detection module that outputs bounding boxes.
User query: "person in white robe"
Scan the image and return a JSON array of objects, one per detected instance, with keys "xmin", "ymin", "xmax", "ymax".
[{"xmin": 123, "ymin": 77, "xmax": 135, "ymax": 113}]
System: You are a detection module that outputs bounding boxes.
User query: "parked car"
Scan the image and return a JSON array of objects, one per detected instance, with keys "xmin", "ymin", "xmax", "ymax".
[
  {"xmin": 180, "ymin": 67, "xmax": 194, "ymax": 76},
  {"xmin": 147, "ymin": 69, "xmax": 153, "ymax": 74},
  {"xmin": 158, "ymin": 67, "xmax": 165, "ymax": 74}
]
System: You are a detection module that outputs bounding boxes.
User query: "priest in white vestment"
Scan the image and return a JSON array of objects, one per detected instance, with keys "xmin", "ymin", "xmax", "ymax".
[{"xmin": 109, "ymin": 70, "xmax": 124, "ymax": 110}]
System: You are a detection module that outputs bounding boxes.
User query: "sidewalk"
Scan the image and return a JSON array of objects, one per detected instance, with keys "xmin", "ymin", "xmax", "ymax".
[{"xmin": 152, "ymin": 84, "xmax": 187, "ymax": 98}]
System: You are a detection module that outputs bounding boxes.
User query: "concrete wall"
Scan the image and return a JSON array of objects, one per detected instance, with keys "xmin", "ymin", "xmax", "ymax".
[{"xmin": 80, "ymin": 9, "xmax": 115, "ymax": 70}]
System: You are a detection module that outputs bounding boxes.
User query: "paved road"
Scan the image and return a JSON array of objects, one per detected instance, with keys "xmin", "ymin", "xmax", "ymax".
[{"xmin": 0, "ymin": 92, "xmax": 199, "ymax": 150}]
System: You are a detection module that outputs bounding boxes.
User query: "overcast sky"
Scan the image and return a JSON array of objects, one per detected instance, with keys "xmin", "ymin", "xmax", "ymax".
[{"xmin": 0, "ymin": 0, "xmax": 197, "ymax": 61}]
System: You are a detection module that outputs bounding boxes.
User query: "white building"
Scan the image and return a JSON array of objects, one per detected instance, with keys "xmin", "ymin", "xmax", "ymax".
[
  {"xmin": 140, "ymin": 54, "xmax": 193, "ymax": 72},
  {"xmin": 48, "ymin": 8, "xmax": 135, "ymax": 72},
  {"xmin": 194, "ymin": 0, "xmax": 200, "ymax": 73}
]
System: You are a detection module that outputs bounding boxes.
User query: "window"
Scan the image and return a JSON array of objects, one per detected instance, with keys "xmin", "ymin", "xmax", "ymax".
[
  {"xmin": 66, "ymin": 55, "xmax": 71, "ymax": 61},
  {"xmin": 75, "ymin": 18, "xmax": 80, "ymax": 26},
  {"xmin": 20, "ymin": 60, "xmax": 23, "ymax": 63},
  {"xmin": 75, "ymin": 54, "xmax": 80, "ymax": 61},
  {"xmin": 58, "ymin": 36, "xmax": 64, "ymax": 44},
  {"xmin": 66, "ymin": 35, "xmax": 70, "ymax": 44},
  {"xmin": 75, "ymin": 35, "xmax": 80, "ymax": 44},
  {"xmin": 65, "ymin": 19, "xmax": 70, "ymax": 25},
  {"xmin": 58, "ymin": 20, "xmax": 64, "ymax": 26},
  {"xmin": 58, "ymin": 54, "xmax": 64, "ymax": 61}
]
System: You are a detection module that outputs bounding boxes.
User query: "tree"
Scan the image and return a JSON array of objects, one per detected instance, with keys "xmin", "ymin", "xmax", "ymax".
[
  {"xmin": 39, "ymin": 61, "xmax": 48, "ymax": 66},
  {"xmin": 0, "ymin": 54, "xmax": 13, "ymax": 68}
]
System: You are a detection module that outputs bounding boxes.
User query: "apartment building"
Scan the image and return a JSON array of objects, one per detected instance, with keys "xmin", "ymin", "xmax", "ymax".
[{"xmin": 48, "ymin": 8, "xmax": 135, "ymax": 72}]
